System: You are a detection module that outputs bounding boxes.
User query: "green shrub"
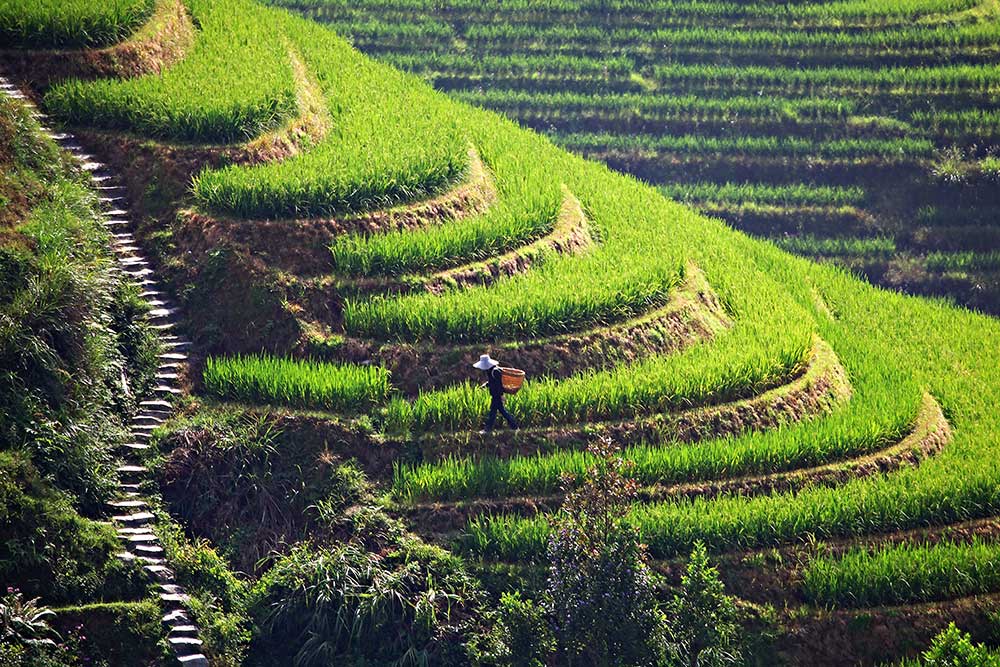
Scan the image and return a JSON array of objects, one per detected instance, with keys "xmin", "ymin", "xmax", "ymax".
[
  {"xmin": 249, "ymin": 540, "xmax": 484, "ymax": 667},
  {"xmin": 896, "ymin": 624, "xmax": 1000, "ymax": 667},
  {"xmin": 0, "ymin": 453, "xmax": 147, "ymax": 605},
  {"xmin": 490, "ymin": 592, "xmax": 554, "ymax": 667},
  {"xmin": 546, "ymin": 441, "xmax": 667, "ymax": 667},
  {"xmin": 663, "ymin": 543, "xmax": 743, "ymax": 667}
]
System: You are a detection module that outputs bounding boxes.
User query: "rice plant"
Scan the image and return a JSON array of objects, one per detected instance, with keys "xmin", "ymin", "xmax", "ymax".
[
  {"xmin": 803, "ymin": 539, "xmax": 1000, "ymax": 607},
  {"xmin": 0, "ymin": 0, "xmax": 154, "ymax": 49},
  {"xmin": 203, "ymin": 355, "xmax": 391, "ymax": 411},
  {"xmin": 44, "ymin": 0, "xmax": 297, "ymax": 142}
]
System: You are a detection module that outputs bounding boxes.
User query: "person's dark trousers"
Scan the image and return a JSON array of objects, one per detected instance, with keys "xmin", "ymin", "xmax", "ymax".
[{"xmin": 484, "ymin": 397, "xmax": 518, "ymax": 431}]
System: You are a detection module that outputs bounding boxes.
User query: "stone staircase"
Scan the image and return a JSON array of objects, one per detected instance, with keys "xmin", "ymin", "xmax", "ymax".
[{"xmin": 0, "ymin": 76, "xmax": 210, "ymax": 667}]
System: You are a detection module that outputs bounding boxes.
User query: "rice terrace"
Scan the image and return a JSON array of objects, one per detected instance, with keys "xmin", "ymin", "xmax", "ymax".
[{"xmin": 2, "ymin": 0, "xmax": 1000, "ymax": 665}]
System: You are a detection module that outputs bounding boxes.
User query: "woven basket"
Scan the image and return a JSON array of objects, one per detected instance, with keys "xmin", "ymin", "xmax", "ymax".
[{"xmin": 499, "ymin": 367, "xmax": 525, "ymax": 394}]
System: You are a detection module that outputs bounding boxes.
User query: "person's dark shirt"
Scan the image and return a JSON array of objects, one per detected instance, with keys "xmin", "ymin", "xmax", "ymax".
[{"xmin": 486, "ymin": 367, "xmax": 504, "ymax": 400}]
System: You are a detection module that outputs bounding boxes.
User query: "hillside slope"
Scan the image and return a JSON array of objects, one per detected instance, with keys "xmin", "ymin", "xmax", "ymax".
[{"xmin": 2, "ymin": 0, "xmax": 1000, "ymax": 664}]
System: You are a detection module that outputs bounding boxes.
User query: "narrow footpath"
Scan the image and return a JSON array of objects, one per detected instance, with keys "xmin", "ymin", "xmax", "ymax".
[{"xmin": 0, "ymin": 76, "xmax": 210, "ymax": 667}]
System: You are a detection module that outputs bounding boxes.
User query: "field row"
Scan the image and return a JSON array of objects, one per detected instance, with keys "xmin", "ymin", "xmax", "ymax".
[
  {"xmin": 275, "ymin": 0, "xmax": 982, "ymax": 27},
  {"xmin": 333, "ymin": 21, "xmax": 1000, "ymax": 54}
]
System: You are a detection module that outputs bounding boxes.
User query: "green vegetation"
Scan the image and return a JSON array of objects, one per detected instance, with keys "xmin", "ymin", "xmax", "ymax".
[
  {"xmin": 191, "ymin": 13, "xmax": 469, "ymax": 218},
  {"xmin": 11, "ymin": 0, "xmax": 1000, "ymax": 664},
  {"xmin": 283, "ymin": 0, "xmax": 1000, "ymax": 314},
  {"xmin": 330, "ymin": 154, "xmax": 561, "ymax": 276},
  {"xmin": 393, "ymin": 370, "xmax": 920, "ymax": 501},
  {"xmin": 45, "ymin": 0, "xmax": 298, "ymax": 142},
  {"xmin": 0, "ymin": 0, "xmax": 154, "ymax": 49},
  {"xmin": 803, "ymin": 539, "xmax": 1000, "ymax": 607},
  {"xmin": 203, "ymin": 355, "xmax": 391, "ymax": 411},
  {"xmin": 897, "ymin": 624, "xmax": 1000, "ymax": 667},
  {"xmin": 0, "ymin": 91, "xmax": 158, "ymax": 658}
]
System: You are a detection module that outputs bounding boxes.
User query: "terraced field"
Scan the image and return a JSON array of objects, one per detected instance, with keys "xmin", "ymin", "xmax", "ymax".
[
  {"xmin": 3, "ymin": 0, "xmax": 1000, "ymax": 665},
  {"xmin": 268, "ymin": 0, "xmax": 1000, "ymax": 316}
]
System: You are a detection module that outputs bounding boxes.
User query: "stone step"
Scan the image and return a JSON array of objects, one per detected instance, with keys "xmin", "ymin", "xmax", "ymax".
[
  {"xmin": 160, "ymin": 592, "xmax": 190, "ymax": 604},
  {"xmin": 154, "ymin": 385, "xmax": 183, "ymax": 395},
  {"xmin": 135, "ymin": 544, "xmax": 164, "ymax": 555},
  {"xmin": 145, "ymin": 565, "xmax": 174, "ymax": 582},
  {"xmin": 156, "ymin": 372, "xmax": 181, "ymax": 381},
  {"xmin": 168, "ymin": 625, "xmax": 199, "ymax": 636},
  {"xmin": 162, "ymin": 609, "xmax": 190, "ymax": 626},
  {"xmin": 177, "ymin": 654, "xmax": 209, "ymax": 666},
  {"xmin": 120, "ymin": 442, "xmax": 151, "ymax": 451},
  {"xmin": 112, "ymin": 511, "xmax": 155, "ymax": 523},
  {"xmin": 168, "ymin": 637, "xmax": 203, "ymax": 649},
  {"xmin": 117, "ymin": 464, "xmax": 148, "ymax": 475},
  {"xmin": 158, "ymin": 362, "xmax": 184, "ymax": 371},
  {"xmin": 133, "ymin": 415, "xmax": 164, "ymax": 424},
  {"xmin": 117, "ymin": 552, "xmax": 165, "ymax": 566},
  {"xmin": 140, "ymin": 399, "xmax": 173, "ymax": 409},
  {"xmin": 162, "ymin": 342, "xmax": 192, "ymax": 351},
  {"xmin": 159, "ymin": 352, "xmax": 189, "ymax": 361},
  {"xmin": 108, "ymin": 499, "xmax": 147, "ymax": 509},
  {"xmin": 125, "ymin": 533, "xmax": 158, "ymax": 544},
  {"xmin": 123, "ymin": 269, "xmax": 154, "ymax": 279}
]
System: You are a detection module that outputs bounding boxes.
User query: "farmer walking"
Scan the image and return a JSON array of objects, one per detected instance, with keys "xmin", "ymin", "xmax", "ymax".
[{"xmin": 474, "ymin": 353, "xmax": 519, "ymax": 433}]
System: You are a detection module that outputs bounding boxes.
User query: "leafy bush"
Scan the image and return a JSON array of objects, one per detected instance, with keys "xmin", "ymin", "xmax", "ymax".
[
  {"xmin": 489, "ymin": 592, "xmax": 554, "ymax": 667},
  {"xmin": 897, "ymin": 624, "xmax": 1000, "ymax": 667},
  {"xmin": 663, "ymin": 543, "xmax": 743, "ymax": 667},
  {"xmin": 0, "ymin": 452, "xmax": 146, "ymax": 605},
  {"xmin": 545, "ymin": 440, "xmax": 667, "ymax": 667},
  {"xmin": 249, "ymin": 540, "xmax": 485, "ymax": 667}
]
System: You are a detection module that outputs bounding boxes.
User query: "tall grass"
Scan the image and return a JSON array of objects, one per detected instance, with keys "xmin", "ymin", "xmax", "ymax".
[
  {"xmin": 803, "ymin": 539, "xmax": 1000, "ymax": 607},
  {"xmin": 0, "ymin": 0, "xmax": 154, "ymax": 48},
  {"xmin": 44, "ymin": 0, "xmax": 296, "ymax": 142},
  {"xmin": 925, "ymin": 251, "xmax": 1000, "ymax": 272},
  {"xmin": 203, "ymin": 355, "xmax": 391, "ymax": 411},
  {"xmin": 452, "ymin": 90, "xmax": 854, "ymax": 121}
]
